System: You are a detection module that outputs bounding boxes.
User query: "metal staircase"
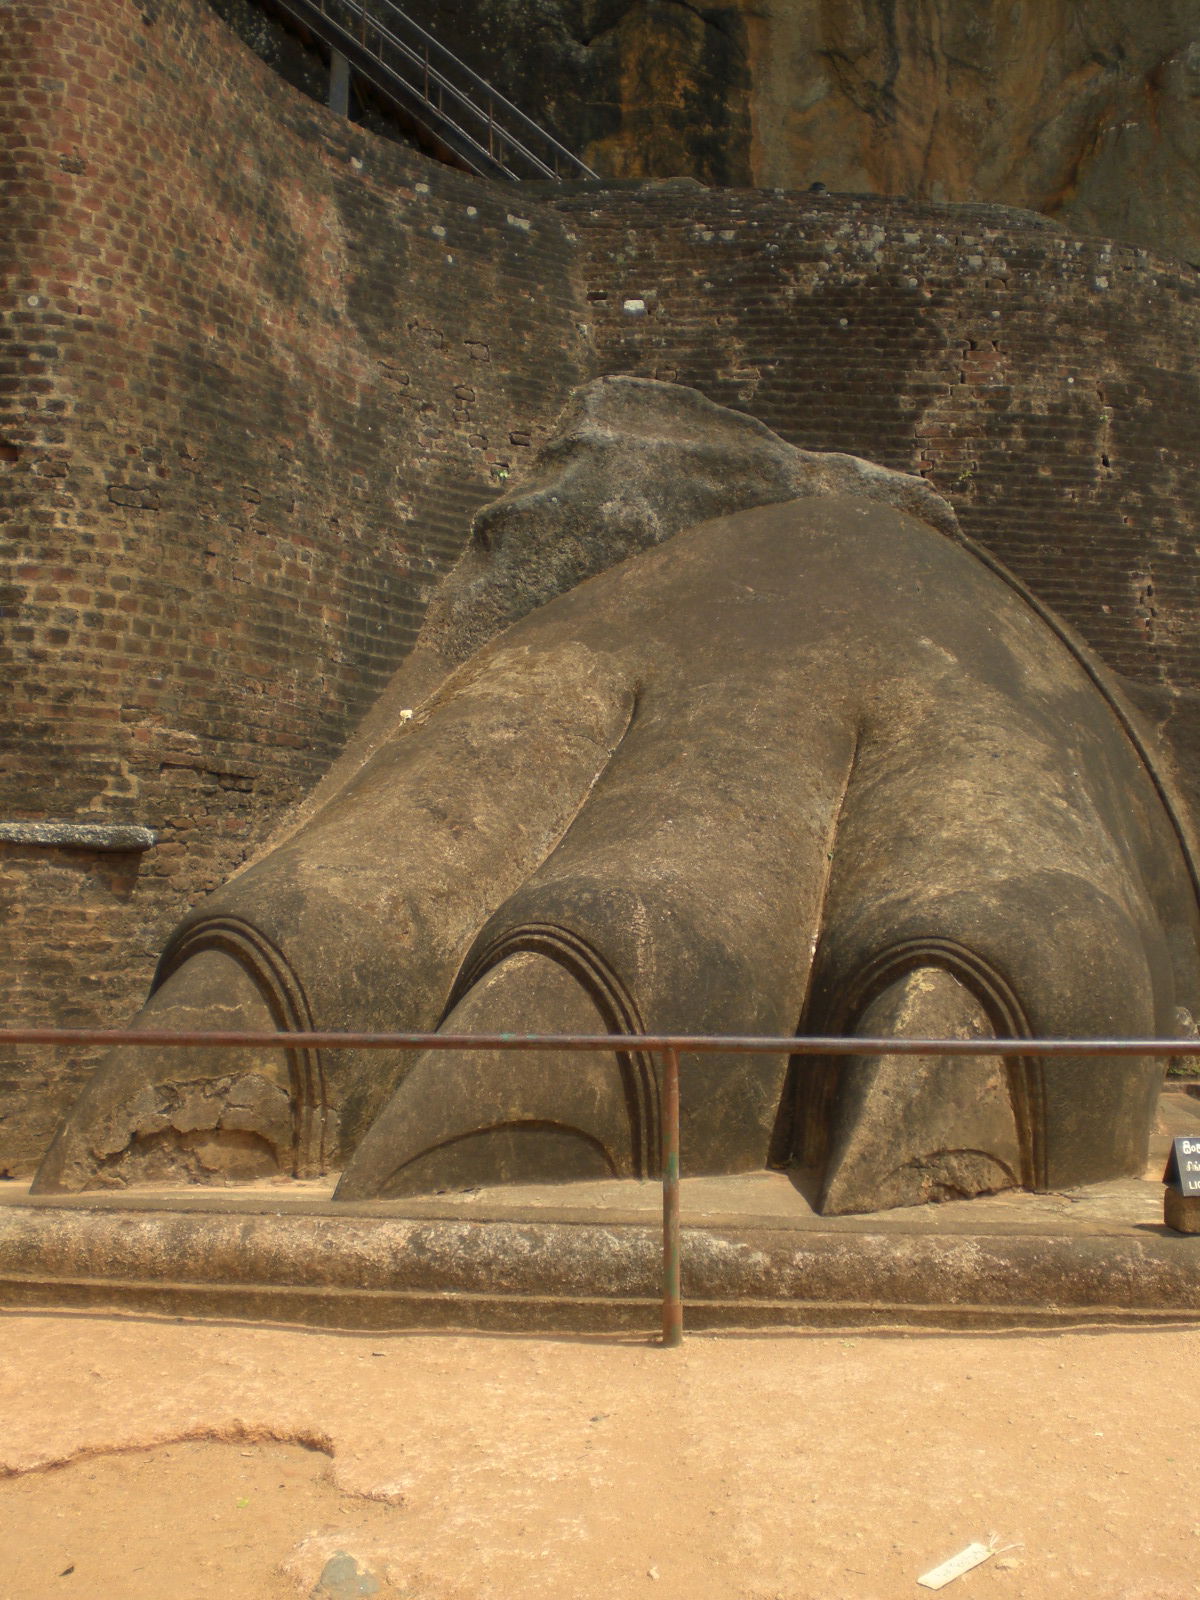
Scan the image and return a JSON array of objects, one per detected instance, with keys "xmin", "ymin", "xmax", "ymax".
[{"xmin": 269, "ymin": 0, "xmax": 598, "ymax": 181}]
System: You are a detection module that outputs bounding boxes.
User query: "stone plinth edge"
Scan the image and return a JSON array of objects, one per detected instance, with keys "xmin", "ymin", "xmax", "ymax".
[{"xmin": 1, "ymin": 1202, "xmax": 1198, "ymax": 1334}]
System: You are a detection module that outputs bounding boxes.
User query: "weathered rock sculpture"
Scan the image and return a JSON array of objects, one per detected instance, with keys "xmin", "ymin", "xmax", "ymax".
[{"xmin": 33, "ymin": 379, "xmax": 1200, "ymax": 1214}]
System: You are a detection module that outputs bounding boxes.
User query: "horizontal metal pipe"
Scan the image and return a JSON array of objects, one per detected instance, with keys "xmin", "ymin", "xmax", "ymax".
[
  {"xmin": 2, "ymin": 1028, "xmax": 1199, "ymax": 1056},
  {"xmin": 7, "ymin": 1022, "xmax": 1196, "ymax": 1351}
]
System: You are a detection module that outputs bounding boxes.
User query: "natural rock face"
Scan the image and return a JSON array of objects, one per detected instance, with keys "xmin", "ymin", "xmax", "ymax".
[
  {"xmin": 400, "ymin": 0, "xmax": 1200, "ymax": 261},
  {"xmin": 748, "ymin": 0, "xmax": 1200, "ymax": 264},
  {"xmin": 208, "ymin": 0, "xmax": 1200, "ymax": 256},
  {"xmin": 397, "ymin": 0, "xmax": 756, "ymax": 186},
  {"xmin": 33, "ymin": 383, "xmax": 1200, "ymax": 1214}
]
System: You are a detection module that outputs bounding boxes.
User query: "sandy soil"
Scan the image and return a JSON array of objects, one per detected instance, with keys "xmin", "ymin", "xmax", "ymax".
[{"xmin": 2, "ymin": 1314, "xmax": 1199, "ymax": 1600}]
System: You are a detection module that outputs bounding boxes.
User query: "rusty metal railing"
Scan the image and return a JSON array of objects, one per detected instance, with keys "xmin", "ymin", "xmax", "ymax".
[
  {"xmin": 4, "ymin": 1026, "xmax": 1200, "ymax": 1346},
  {"xmin": 268, "ymin": 0, "xmax": 598, "ymax": 181}
]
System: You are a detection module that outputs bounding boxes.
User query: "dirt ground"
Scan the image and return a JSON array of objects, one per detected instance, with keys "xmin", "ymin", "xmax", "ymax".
[{"xmin": 1, "ymin": 1314, "xmax": 1198, "ymax": 1600}]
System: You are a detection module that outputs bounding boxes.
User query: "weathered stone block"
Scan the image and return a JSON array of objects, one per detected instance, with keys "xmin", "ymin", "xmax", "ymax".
[{"xmin": 1164, "ymin": 1185, "xmax": 1200, "ymax": 1235}]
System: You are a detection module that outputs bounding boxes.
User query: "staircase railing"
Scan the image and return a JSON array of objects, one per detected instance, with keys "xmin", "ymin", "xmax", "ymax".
[{"xmin": 269, "ymin": 0, "xmax": 599, "ymax": 181}]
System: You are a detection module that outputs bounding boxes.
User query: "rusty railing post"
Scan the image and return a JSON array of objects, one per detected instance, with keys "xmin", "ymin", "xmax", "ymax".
[{"xmin": 661, "ymin": 1044, "xmax": 683, "ymax": 1347}]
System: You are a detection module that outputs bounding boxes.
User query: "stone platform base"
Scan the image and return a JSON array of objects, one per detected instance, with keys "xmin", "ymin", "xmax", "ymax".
[
  {"xmin": 3, "ymin": 1089, "xmax": 1198, "ymax": 1333},
  {"xmin": 2, "ymin": 1160, "xmax": 1200, "ymax": 1333}
]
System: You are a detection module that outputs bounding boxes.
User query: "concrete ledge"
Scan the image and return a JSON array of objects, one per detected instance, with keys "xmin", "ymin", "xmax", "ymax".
[
  {"xmin": 0, "ymin": 821, "xmax": 157, "ymax": 851},
  {"xmin": 2, "ymin": 1176, "xmax": 1199, "ymax": 1333}
]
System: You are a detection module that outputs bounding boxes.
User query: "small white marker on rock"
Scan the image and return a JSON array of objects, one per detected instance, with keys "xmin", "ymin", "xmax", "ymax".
[{"xmin": 916, "ymin": 1542, "xmax": 993, "ymax": 1589}]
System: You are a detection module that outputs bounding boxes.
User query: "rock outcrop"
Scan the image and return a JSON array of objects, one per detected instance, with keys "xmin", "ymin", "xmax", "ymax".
[{"xmin": 395, "ymin": 0, "xmax": 1200, "ymax": 262}]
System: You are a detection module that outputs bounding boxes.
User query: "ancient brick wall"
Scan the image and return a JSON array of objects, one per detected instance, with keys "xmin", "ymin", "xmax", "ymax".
[
  {"xmin": 554, "ymin": 186, "xmax": 1200, "ymax": 696},
  {"xmin": 0, "ymin": 0, "xmax": 589, "ymax": 1169}
]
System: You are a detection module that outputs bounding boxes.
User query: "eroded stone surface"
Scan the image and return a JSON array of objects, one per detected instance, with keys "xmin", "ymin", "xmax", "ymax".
[
  {"xmin": 39, "ymin": 950, "xmax": 292, "ymax": 1191},
  {"xmin": 819, "ymin": 967, "xmax": 1022, "ymax": 1215},
  {"xmin": 33, "ymin": 385, "xmax": 1200, "ymax": 1215}
]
